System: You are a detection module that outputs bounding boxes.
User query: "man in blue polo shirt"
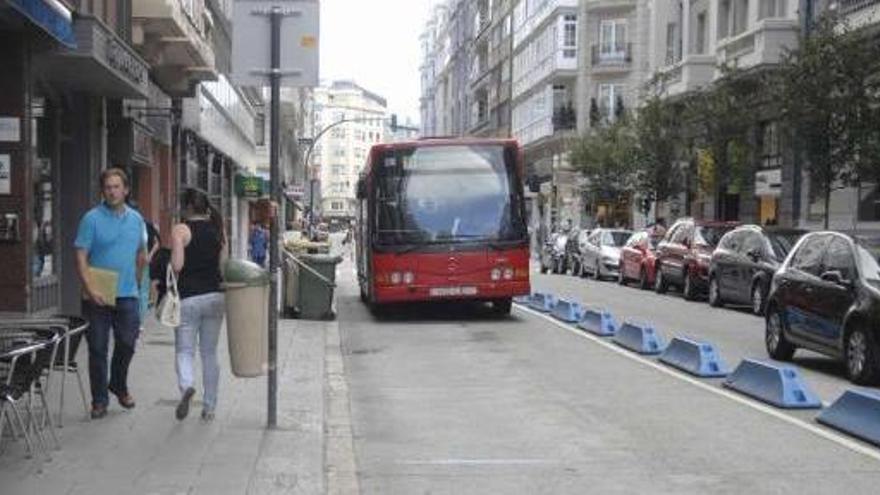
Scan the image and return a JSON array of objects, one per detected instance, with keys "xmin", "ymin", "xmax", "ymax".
[{"xmin": 75, "ymin": 168, "xmax": 147, "ymax": 419}]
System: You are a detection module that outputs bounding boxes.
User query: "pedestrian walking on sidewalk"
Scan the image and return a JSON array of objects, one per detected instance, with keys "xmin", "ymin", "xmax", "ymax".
[
  {"xmin": 171, "ymin": 188, "xmax": 227, "ymax": 422},
  {"xmin": 75, "ymin": 168, "xmax": 148, "ymax": 419}
]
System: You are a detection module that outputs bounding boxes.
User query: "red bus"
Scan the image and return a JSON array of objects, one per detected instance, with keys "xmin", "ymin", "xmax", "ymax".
[{"xmin": 355, "ymin": 138, "xmax": 530, "ymax": 314}]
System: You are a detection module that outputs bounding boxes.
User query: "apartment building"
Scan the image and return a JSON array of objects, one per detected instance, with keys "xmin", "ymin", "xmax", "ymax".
[
  {"xmin": 312, "ymin": 81, "xmax": 387, "ymax": 225},
  {"xmin": 646, "ymin": 0, "xmax": 799, "ymax": 226}
]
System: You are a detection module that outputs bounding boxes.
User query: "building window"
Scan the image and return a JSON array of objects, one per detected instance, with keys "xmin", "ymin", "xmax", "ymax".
[
  {"xmin": 600, "ymin": 19, "xmax": 626, "ymax": 61},
  {"xmin": 759, "ymin": 0, "xmax": 786, "ymax": 20},
  {"xmin": 563, "ymin": 14, "xmax": 577, "ymax": 58},
  {"xmin": 759, "ymin": 121, "xmax": 782, "ymax": 169},
  {"xmin": 718, "ymin": 0, "xmax": 730, "ymax": 39},
  {"xmin": 859, "ymin": 184, "xmax": 880, "ymax": 222},
  {"xmin": 331, "ymin": 201, "xmax": 344, "ymax": 211},
  {"xmin": 331, "ymin": 164, "xmax": 345, "ymax": 175},
  {"xmin": 598, "ymin": 84, "xmax": 625, "ymax": 123},
  {"xmin": 695, "ymin": 12, "xmax": 707, "ymax": 54},
  {"xmin": 665, "ymin": 22, "xmax": 680, "ymax": 65},
  {"xmin": 729, "ymin": 0, "xmax": 749, "ymax": 36}
]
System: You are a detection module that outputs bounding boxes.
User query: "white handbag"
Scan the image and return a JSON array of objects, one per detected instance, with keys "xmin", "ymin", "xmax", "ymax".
[{"xmin": 157, "ymin": 265, "xmax": 181, "ymax": 327}]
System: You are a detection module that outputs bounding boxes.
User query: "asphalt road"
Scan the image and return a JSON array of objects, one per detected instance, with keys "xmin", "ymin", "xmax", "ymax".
[{"xmin": 335, "ymin": 255, "xmax": 880, "ymax": 494}]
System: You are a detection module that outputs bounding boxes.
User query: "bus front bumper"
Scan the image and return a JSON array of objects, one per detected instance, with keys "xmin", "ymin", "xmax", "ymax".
[{"xmin": 373, "ymin": 281, "xmax": 530, "ymax": 304}]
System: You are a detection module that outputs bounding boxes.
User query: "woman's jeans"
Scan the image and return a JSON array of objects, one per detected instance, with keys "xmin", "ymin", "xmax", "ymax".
[{"xmin": 175, "ymin": 292, "xmax": 225, "ymax": 412}]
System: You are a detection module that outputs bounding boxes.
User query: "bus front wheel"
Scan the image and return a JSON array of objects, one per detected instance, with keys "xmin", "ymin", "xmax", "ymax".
[{"xmin": 491, "ymin": 298, "xmax": 513, "ymax": 316}]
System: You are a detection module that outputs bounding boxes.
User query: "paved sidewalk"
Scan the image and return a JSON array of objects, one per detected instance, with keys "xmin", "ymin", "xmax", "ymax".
[{"xmin": 0, "ymin": 312, "xmax": 340, "ymax": 495}]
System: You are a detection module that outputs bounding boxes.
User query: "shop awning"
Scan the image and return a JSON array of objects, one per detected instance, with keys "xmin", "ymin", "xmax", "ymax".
[{"xmin": 7, "ymin": 0, "xmax": 76, "ymax": 48}]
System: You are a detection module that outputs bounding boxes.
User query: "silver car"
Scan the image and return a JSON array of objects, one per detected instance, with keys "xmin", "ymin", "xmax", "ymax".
[{"xmin": 580, "ymin": 229, "xmax": 633, "ymax": 280}]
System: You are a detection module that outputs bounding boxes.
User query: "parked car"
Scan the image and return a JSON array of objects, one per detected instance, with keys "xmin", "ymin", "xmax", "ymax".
[
  {"xmin": 619, "ymin": 230, "xmax": 660, "ymax": 289},
  {"xmin": 765, "ymin": 232, "xmax": 880, "ymax": 384},
  {"xmin": 580, "ymin": 228, "xmax": 633, "ymax": 280},
  {"xmin": 654, "ymin": 218, "xmax": 739, "ymax": 299},
  {"xmin": 565, "ymin": 228, "xmax": 583, "ymax": 275},
  {"xmin": 708, "ymin": 225, "xmax": 807, "ymax": 314},
  {"xmin": 539, "ymin": 232, "xmax": 569, "ymax": 274}
]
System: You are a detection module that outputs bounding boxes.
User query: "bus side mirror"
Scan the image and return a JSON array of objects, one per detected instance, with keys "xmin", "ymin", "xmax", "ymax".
[{"xmin": 356, "ymin": 179, "xmax": 366, "ymax": 199}]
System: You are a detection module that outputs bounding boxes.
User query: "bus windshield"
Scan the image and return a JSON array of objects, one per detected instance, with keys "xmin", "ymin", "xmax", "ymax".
[{"xmin": 375, "ymin": 144, "xmax": 527, "ymax": 246}]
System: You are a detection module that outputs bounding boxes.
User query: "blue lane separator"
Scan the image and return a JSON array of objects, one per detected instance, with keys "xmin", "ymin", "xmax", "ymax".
[
  {"xmin": 513, "ymin": 295, "xmax": 531, "ymax": 304},
  {"xmin": 658, "ymin": 337, "xmax": 730, "ymax": 377},
  {"xmin": 528, "ymin": 292, "xmax": 557, "ymax": 313},
  {"xmin": 613, "ymin": 321, "xmax": 666, "ymax": 355},
  {"xmin": 577, "ymin": 308, "xmax": 618, "ymax": 337},
  {"xmin": 551, "ymin": 298, "xmax": 585, "ymax": 323},
  {"xmin": 722, "ymin": 359, "xmax": 822, "ymax": 409},
  {"xmin": 817, "ymin": 388, "xmax": 880, "ymax": 447}
]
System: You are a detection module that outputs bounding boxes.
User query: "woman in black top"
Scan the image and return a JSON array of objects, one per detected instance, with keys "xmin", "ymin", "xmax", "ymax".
[{"xmin": 171, "ymin": 189, "xmax": 226, "ymax": 421}]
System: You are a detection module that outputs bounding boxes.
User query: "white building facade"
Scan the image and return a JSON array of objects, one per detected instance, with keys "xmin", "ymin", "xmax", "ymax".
[{"xmin": 312, "ymin": 81, "xmax": 388, "ymax": 224}]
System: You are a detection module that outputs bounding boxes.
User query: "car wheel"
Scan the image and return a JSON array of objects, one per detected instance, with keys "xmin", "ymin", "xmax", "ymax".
[
  {"xmin": 846, "ymin": 325, "xmax": 879, "ymax": 385},
  {"xmin": 654, "ymin": 267, "xmax": 668, "ymax": 294},
  {"xmin": 491, "ymin": 298, "xmax": 513, "ymax": 316},
  {"xmin": 765, "ymin": 307, "xmax": 795, "ymax": 361},
  {"xmin": 751, "ymin": 283, "xmax": 767, "ymax": 316},
  {"xmin": 709, "ymin": 277, "xmax": 723, "ymax": 307},
  {"xmin": 682, "ymin": 269, "xmax": 697, "ymax": 301},
  {"xmin": 638, "ymin": 267, "xmax": 649, "ymax": 290}
]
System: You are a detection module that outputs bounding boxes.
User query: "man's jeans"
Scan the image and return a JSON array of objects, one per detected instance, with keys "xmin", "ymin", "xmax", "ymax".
[
  {"xmin": 83, "ymin": 298, "xmax": 141, "ymax": 407},
  {"xmin": 175, "ymin": 292, "xmax": 225, "ymax": 412}
]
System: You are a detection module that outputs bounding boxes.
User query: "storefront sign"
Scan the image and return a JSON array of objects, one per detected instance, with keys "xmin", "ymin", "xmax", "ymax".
[
  {"xmin": 0, "ymin": 155, "xmax": 11, "ymax": 194},
  {"xmin": 755, "ymin": 169, "xmax": 782, "ymax": 197},
  {"xmin": 236, "ymin": 175, "xmax": 267, "ymax": 198},
  {"xmin": 131, "ymin": 121, "xmax": 154, "ymax": 166},
  {"xmin": 286, "ymin": 184, "xmax": 305, "ymax": 199},
  {"xmin": 0, "ymin": 118, "xmax": 20, "ymax": 142}
]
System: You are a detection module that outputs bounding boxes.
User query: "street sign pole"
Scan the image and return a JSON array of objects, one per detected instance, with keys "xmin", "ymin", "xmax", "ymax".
[
  {"xmin": 267, "ymin": 6, "xmax": 282, "ymax": 430},
  {"xmin": 232, "ymin": 0, "xmax": 319, "ymax": 431}
]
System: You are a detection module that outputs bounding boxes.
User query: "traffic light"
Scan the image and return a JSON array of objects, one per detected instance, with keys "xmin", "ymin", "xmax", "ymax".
[{"xmin": 390, "ymin": 114, "xmax": 398, "ymax": 132}]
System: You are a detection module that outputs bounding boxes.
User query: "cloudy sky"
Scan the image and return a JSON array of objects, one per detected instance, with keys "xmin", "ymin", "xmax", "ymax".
[{"xmin": 319, "ymin": 0, "xmax": 437, "ymax": 126}]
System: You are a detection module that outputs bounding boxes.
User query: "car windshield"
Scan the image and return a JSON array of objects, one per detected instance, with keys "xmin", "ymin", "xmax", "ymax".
[
  {"xmin": 768, "ymin": 232, "xmax": 804, "ymax": 259},
  {"xmin": 856, "ymin": 238, "xmax": 880, "ymax": 284},
  {"xmin": 695, "ymin": 225, "xmax": 733, "ymax": 247},
  {"xmin": 603, "ymin": 231, "xmax": 631, "ymax": 247}
]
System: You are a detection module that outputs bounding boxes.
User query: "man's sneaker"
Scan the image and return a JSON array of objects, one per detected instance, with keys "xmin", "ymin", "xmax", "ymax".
[
  {"xmin": 200, "ymin": 409, "xmax": 215, "ymax": 423},
  {"xmin": 176, "ymin": 387, "xmax": 195, "ymax": 420},
  {"xmin": 90, "ymin": 404, "xmax": 107, "ymax": 420}
]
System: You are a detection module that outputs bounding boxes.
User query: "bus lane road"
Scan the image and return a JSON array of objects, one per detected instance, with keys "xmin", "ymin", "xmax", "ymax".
[{"xmin": 335, "ymin": 260, "xmax": 880, "ymax": 494}]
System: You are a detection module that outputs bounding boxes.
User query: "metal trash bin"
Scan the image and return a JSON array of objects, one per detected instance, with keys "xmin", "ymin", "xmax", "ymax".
[
  {"xmin": 223, "ymin": 259, "xmax": 269, "ymax": 377},
  {"xmin": 289, "ymin": 253, "xmax": 341, "ymax": 320}
]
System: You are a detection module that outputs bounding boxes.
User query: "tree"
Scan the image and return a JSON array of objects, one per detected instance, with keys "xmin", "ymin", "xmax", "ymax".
[
  {"xmin": 569, "ymin": 121, "xmax": 638, "ymax": 205},
  {"xmin": 777, "ymin": 14, "xmax": 880, "ymax": 228},
  {"xmin": 630, "ymin": 96, "xmax": 684, "ymax": 210}
]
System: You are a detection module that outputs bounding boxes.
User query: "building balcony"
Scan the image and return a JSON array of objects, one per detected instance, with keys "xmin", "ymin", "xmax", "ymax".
[
  {"xmin": 586, "ymin": 0, "xmax": 638, "ymax": 11},
  {"xmin": 552, "ymin": 105, "xmax": 576, "ymax": 131},
  {"xmin": 132, "ymin": 0, "xmax": 216, "ymax": 96},
  {"xmin": 513, "ymin": 0, "xmax": 578, "ymax": 49},
  {"xmin": 590, "ymin": 43, "xmax": 633, "ymax": 73},
  {"xmin": 837, "ymin": 0, "xmax": 880, "ymax": 30},
  {"xmin": 715, "ymin": 18, "xmax": 799, "ymax": 73},
  {"xmin": 657, "ymin": 54, "xmax": 715, "ymax": 98},
  {"xmin": 512, "ymin": 50, "xmax": 577, "ymax": 101}
]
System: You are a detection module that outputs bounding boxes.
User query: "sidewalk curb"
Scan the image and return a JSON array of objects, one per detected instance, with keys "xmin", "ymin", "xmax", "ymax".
[{"xmin": 324, "ymin": 320, "xmax": 359, "ymax": 494}]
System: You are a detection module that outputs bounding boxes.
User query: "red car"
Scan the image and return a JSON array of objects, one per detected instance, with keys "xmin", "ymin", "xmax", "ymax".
[
  {"xmin": 618, "ymin": 230, "xmax": 660, "ymax": 289},
  {"xmin": 654, "ymin": 218, "xmax": 740, "ymax": 300}
]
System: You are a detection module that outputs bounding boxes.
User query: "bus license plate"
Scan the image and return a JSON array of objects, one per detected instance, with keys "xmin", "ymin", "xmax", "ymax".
[{"xmin": 429, "ymin": 286, "xmax": 478, "ymax": 297}]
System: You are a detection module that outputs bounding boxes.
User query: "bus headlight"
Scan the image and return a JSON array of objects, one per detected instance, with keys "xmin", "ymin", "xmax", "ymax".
[
  {"xmin": 403, "ymin": 271, "xmax": 415, "ymax": 284},
  {"xmin": 390, "ymin": 272, "xmax": 402, "ymax": 285},
  {"xmin": 491, "ymin": 268, "xmax": 502, "ymax": 281},
  {"xmin": 503, "ymin": 268, "xmax": 514, "ymax": 280}
]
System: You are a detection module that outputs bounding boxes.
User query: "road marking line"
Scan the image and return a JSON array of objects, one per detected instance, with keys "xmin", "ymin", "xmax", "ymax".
[
  {"xmin": 514, "ymin": 304, "xmax": 880, "ymax": 462},
  {"xmin": 396, "ymin": 459, "xmax": 559, "ymax": 466}
]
